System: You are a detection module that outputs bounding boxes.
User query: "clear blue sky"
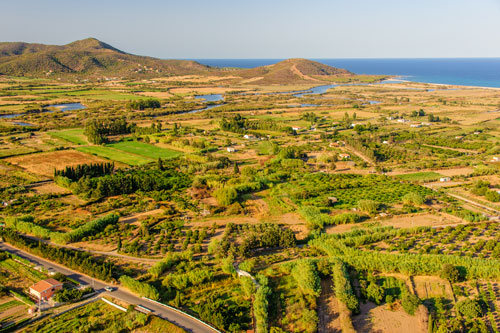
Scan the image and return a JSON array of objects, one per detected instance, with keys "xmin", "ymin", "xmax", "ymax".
[{"xmin": 1, "ymin": 0, "xmax": 500, "ymax": 59}]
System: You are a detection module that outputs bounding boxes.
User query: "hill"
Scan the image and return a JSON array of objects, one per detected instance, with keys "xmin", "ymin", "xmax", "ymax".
[
  {"xmin": 234, "ymin": 58, "xmax": 353, "ymax": 84},
  {"xmin": 0, "ymin": 38, "xmax": 212, "ymax": 79}
]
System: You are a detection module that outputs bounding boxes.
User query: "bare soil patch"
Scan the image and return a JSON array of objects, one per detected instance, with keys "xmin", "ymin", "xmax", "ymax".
[
  {"xmin": 6, "ymin": 150, "xmax": 111, "ymax": 177},
  {"xmin": 318, "ymin": 279, "xmax": 342, "ymax": 333},
  {"xmin": 412, "ymin": 276, "xmax": 454, "ymax": 300},
  {"xmin": 352, "ymin": 301, "xmax": 427, "ymax": 333},
  {"xmin": 32, "ymin": 182, "xmax": 69, "ymax": 195},
  {"xmin": 137, "ymin": 91, "xmax": 173, "ymax": 98},
  {"xmin": 325, "ymin": 213, "xmax": 461, "ymax": 234}
]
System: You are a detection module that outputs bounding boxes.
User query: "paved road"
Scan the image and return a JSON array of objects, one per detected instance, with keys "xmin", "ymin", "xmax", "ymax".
[{"xmin": 0, "ymin": 242, "xmax": 216, "ymax": 333}]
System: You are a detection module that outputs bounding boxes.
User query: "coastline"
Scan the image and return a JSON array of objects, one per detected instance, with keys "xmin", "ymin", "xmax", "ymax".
[{"xmin": 384, "ymin": 75, "xmax": 500, "ymax": 91}]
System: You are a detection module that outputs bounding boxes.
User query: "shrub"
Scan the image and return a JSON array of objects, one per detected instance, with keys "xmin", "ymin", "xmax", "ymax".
[
  {"xmin": 402, "ymin": 192, "xmax": 425, "ymax": 205},
  {"xmin": 440, "ymin": 264, "xmax": 461, "ymax": 282},
  {"xmin": 119, "ymin": 275, "xmax": 159, "ymax": 300},
  {"xmin": 401, "ymin": 292, "xmax": 420, "ymax": 315},
  {"xmin": 214, "ymin": 186, "xmax": 238, "ymax": 206},
  {"xmin": 357, "ymin": 199, "xmax": 380, "ymax": 214},
  {"xmin": 292, "ymin": 260, "xmax": 320, "ymax": 297},
  {"xmin": 456, "ymin": 298, "xmax": 483, "ymax": 319}
]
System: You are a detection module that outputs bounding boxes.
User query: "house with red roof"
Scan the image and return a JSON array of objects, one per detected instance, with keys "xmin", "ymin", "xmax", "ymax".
[{"xmin": 29, "ymin": 279, "xmax": 63, "ymax": 301}]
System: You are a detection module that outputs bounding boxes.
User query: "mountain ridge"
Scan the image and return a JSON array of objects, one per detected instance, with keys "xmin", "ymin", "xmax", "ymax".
[{"xmin": 0, "ymin": 38, "xmax": 354, "ymax": 83}]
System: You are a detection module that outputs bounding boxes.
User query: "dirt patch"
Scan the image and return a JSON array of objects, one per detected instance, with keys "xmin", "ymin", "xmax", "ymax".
[
  {"xmin": 352, "ymin": 301, "xmax": 427, "ymax": 333},
  {"xmin": 137, "ymin": 91, "xmax": 173, "ymax": 98},
  {"xmin": 318, "ymin": 279, "xmax": 342, "ymax": 333},
  {"xmin": 31, "ymin": 182, "xmax": 70, "ymax": 195},
  {"xmin": 412, "ymin": 276, "xmax": 454, "ymax": 300},
  {"xmin": 325, "ymin": 213, "xmax": 461, "ymax": 234},
  {"xmin": 171, "ymin": 87, "xmax": 248, "ymax": 94},
  {"xmin": 6, "ymin": 150, "xmax": 111, "ymax": 177},
  {"xmin": 437, "ymin": 167, "xmax": 475, "ymax": 177},
  {"xmin": 120, "ymin": 209, "xmax": 164, "ymax": 226}
]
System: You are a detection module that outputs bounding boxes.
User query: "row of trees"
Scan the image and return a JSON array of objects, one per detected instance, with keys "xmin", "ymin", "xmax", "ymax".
[
  {"xmin": 69, "ymin": 167, "xmax": 191, "ymax": 199},
  {"xmin": 253, "ymin": 275, "xmax": 271, "ymax": 333},
  {"xmin": 84, "ymin": 118, "xmax": 134, "ymax": 144},
  {"xmin": 0, "ymin": 229, "xmax": 117, "ymax": 281},
  {"xmin": 127, "ymin": 98, "xmax": 161, "ymax": 110},
  {"xmin": 148, "ymin": 250, "xmax": 193, "ymax": 279},
  {"xmin": 54, "ymin": 162, "xmax": 114, "ymax": 181},
  {"xmin": 299, "ymin": 206, "xmax": 363, "ymax": 230},
  {"xmin": 119, "ymin": 275, "xmax": 159, "ymax": 300},
  {"xmin": 51, "ymin": 214, "xmax": 119, "ymax": 244},
  {"xmin": 310, "ymin": 228, "xmax": 500, "ymax": 279},
  {"xmin": 5, "ymin": 214, "xmax": 119, "ymax": 245},
  {"xmin": 219, "ymin": 114, "xmax": 294, "ymax": 135}
]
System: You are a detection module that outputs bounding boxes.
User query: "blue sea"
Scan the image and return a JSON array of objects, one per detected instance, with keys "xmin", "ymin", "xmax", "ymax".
[{"xmin": 193, "ymin": 58, "xmax": 500, "ymax": 88}]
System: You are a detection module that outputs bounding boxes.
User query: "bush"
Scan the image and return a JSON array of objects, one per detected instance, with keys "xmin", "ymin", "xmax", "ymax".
[
  {"xmin": 441, "ymin": 264, "xmax": 461, "ymax": 282},
  {"xmin": 402, "ymin": 192, "xmax": 425, "ymax": 205},
  {"xmin": 119, "ymin": 275, "xmax": 159, "ymax": 300},
  {"xmin": 51, "ymin": 214, "xmax": 119, "ymax": 244},
  {"xmin": 292, "ymin": 260, "xmax": 320, "ymax": 297},
  {"xmin": 357, "ymin": 199, "xmax": 380, "ymax": 214},
  {"xmin": 366, "ymin": 282, "xmax": 384, "ymax": 304},
  {"xmin": 456, "ymin": 298, "xmax": 483, "ymax": 319},
  {"xmin": 401, "ymin": 292, "xmax": 419, "ymax": 315},
  {"xmin": 331, "ymin": 259, "xmax": 359, "ymax": 313},
  {"xmin": 213, "ymin": 186, "xmax": 238, "ymax": 206}
]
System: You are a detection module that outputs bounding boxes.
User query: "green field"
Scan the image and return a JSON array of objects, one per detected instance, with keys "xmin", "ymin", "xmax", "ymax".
[
  {"xmin": 396, "ymin": 171, "xmax": 444, "ymax": 182},
  {"xmin": 45, "ymin": 89, "xmax": 147, "ymax": 101},
  {"xmin": 108, "ymin": 141, "xmax": 182, "ymax": 159},
  {"xmin": 77, "ymin": 141, "xmax": 181, "ymax": 165},
  {"xmin": 49, "ymin": 128, "xmax": 88, "ymax": 145},
  {"xmin": 77, "ymin": 145, "xmax": 153, "ymax": 165}
]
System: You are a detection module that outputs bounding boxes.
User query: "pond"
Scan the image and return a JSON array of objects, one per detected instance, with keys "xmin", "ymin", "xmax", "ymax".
[
  {"xmin": 195, "ymin": 94, "xmax": 224, "ymax": 102},
  {"xmin": 0, "ymin": 103, "xmax": 87, "ymax": 120},
  {"xmin": 46, "ymin": 103, "xmax": 87, "ymax": 112}
]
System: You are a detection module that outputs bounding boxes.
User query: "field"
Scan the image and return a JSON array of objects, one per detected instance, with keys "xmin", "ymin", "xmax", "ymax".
[
  {"xmin": 23, "ymin": 300, "xmax": 186, "ymax": 333},
  {"xmin": 6, "ymin": 150, "xmax": 112, "ymax": 177},
  {"xmin": 49, "ymin": 128, "xmax": 88, "ymax": 145},
  {"xmin": 396, "ymin": 172, "xmax": 444, "ymax": 182},
  {"xmin": 2, "ymin": 66, "xmax": 500, "ymax": 332},
  {"xmin": 0, "ymin": 297, "xmax": 30, "ymax": 331},
  {"xmin": 352, "ymin": 301, "xmax": 427, "ymax": 333},
  {"xmin": 76, "ymin": 145, "xmax": 154, "ymax": 165},
  {"xmin": 107, "ymin": 141, "xmax": 182, "ymax": 159},
  {"xmin": 76, "ymin": 141, "xmax": 181, "ymax": 166}
]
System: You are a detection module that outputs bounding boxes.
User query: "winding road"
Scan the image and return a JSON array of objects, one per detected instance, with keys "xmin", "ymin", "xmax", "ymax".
[{"xmin": 0, "ymin": 242, "xmax": 217, "ymax": 333}]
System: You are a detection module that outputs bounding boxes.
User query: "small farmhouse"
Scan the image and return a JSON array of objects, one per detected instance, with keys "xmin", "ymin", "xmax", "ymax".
[{"xmin": 29, "ymin": 279, "xmax": 63, "ymax": 301}]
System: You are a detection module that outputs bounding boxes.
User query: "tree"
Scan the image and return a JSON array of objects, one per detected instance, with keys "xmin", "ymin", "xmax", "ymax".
[
  {"xmin": 401, "ymin": 292, "xmax": 420, "ymax": 315},
  {"xmin": 233, "ymin": 162, "xmax": 240, "ymax": 174},
  {"xmin": 402, "ymin": 192, "xmax": 425, "ymax": 206},
  {"xmin": 441, "ymin": 264, "xmax": 461, "ymax": 282},
  {"xmin": 366, "ymin": 282, "xmax": 384, "ymax": 304},
  {"xmin": 214, "ymin": 186, "xmax": 238, "ymax": 206},
  {"xmin": 456, "ymin": 298, "xmax": 483, "ymax": 319},
  {"xmin": 157, "ymin": 158, "xmax": 164, "ymax": 171},
  {"xmin": 117, "ymin": 237, "xmax": 122, "ymax": 252},
  {"xmin": 358, "ymin": 199, "xmax": 380, "ymax": 214},
  {"xmin": 292, "ymin": 260, "xmax": 320, "ymax": 297}
]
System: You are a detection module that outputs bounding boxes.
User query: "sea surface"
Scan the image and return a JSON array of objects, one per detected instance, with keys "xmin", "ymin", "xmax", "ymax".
[{"xmin": 193, "ymin": 58, "xmax": 500, "ymax": 88}]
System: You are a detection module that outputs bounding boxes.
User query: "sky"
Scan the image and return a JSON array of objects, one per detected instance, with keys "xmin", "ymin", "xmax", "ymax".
[{"xmin": 1, "ymin": 0, "xmax": 500, "ymax": 59}]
